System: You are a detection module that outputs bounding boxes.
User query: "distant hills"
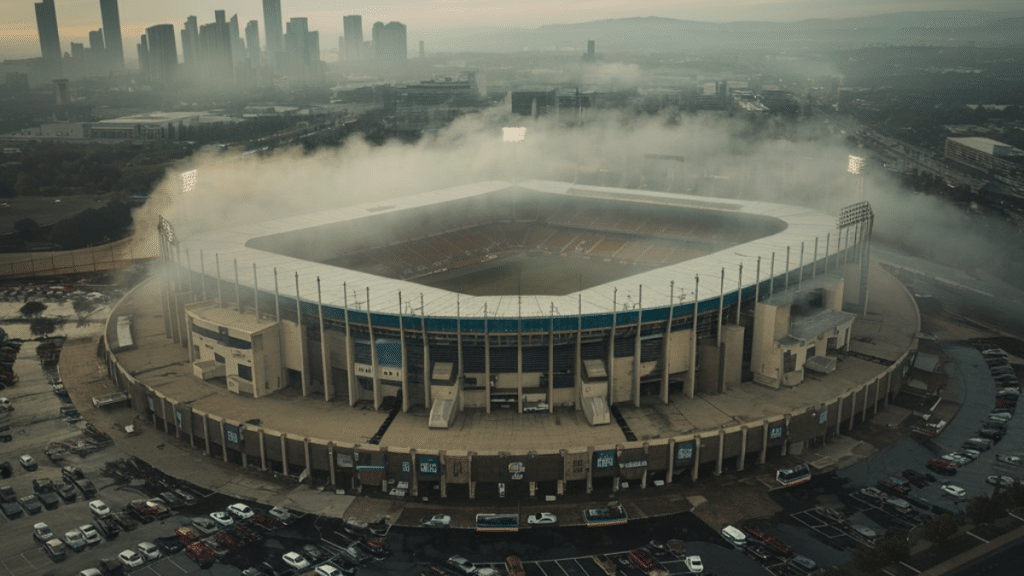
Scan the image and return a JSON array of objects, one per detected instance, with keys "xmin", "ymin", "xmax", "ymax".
[{"xmin": 422, "ymin": 10, "xmax": 1024, "ymax": 54}]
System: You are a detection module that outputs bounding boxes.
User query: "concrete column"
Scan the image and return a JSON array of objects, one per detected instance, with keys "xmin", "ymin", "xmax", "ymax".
[
  {"xmin": 220, "ymin": 419, "xmax": 229, "ymax": 463},
  {"xmin": 484, "ymin": 304, "xmax": 491, "ymax": 414},
  {"xmin": 835, "ymin": 395, "xmax": 844, "ymax": 437},
  {"xmin": 613, "ymin": 476, "xmax": 620, "ymax": 492},
  {"xmin": 691, "ymin": 436, "xmax": 701, "ymax": 482},
  {"xmin": 161, "ymin": 399, "xmax": 170, "ymax": 434},
  {"xmin": 716, "ymin": 268, "xmax": 725, "ymax": 346},
  {"xmin": 410, "ymin": 449, "xmax": 418, "ymax": 497},
  {"xmin": 422, "ymin": 294, "xmax": 431, "ymax": 409},
  {"xmin": 666, "ymin": 439, "xmax": 675, "ymax": 483},
  {"xmin": 188, "ymin": 412, "xmax": 196, "ymax": 449},
  {"xmin": 328, "ymin": 443, "xmax": 336, "ymax": 487},
  {"xmin": 296, "ymin": 274, "xmax": 309, "ymax": 397},
  {"xmin": 738, "ymin": 426, "xmax": 748, "ymax": 472},
  {"xmin": 548, "ymin": 304, "xmax": 555, "ymax": 413},
  {"xmin": 185, "ymin": 316, "xmax": 196, "ymax": 364},
  {"xmin": 343, "ymin": 282, "xmax": 356, "ymax": 407},
  {"xmin": 632, "ymin": 287, "xmax": 643, "ymax": 407},
  {"xmin": 688, "ymin": 275, "xmax": 699, "ymax": 399},
  {"xmin": 318, "ymin": 278, "xmax": 331, "ymax": 402},
  {"xmin": 303, "ymin": 438, "xmax": 312, "ymax": 481},
  {"xmin": 439, "ymin": 451, "xmax": 447, "ymax": 499},
  {"xmin": 759, "ymin": 420, "xmax": 769, "ymax": 464},
  {"xmin": 258, "ymin": 429, "xmax": 267, "ymax": 471},
  {"xmin": 517, "ymin": 307, "xmax": 523, "ymax": 414},
  {"xmin": 576, "ymin": 296, "xmax": 583, "ymax": 408},
  {"xmin": 586, "ymin": 447, "xmax": 594, "ymax": 494},
  {"xmin": 240, "ymin": 427, "xmax": 248, "ymax": 468},
  {"xmin": 202, "ymin": 413, "xmax": 211, "ymax": 455},
  {"xmin": 861, "ymin": 385, "xmax": 870, "ymax": 422},
  {"xmin": 280, "ymin": 434, "xmax": 288, "ymax": 475},
  {"xmin": 398, "ymin": 292, "xmax": 409, "ymax": 412},
  {"xmin": 367, "ymin": 288, "xmax": 380, "ymax": 410},
  {"xmin": 662, "ymin": 282, "xmax": 674, "ymax": 404},
  {"xmin": 716, "ymin": 429, "xmax": 725, "ymax": 475},
  {"xmin": 848, "ymin": 391, "xmax": 856, "ymax": 431},
  {"xmin": 530, "ymin": 481, "xmax": 536, "ymax": 496},
  {"xmin": 610, "ymin": 289, "xmax": 617, "ymax": 404},
  {"xmin": 557, "ymin": 479, "xmax": 564, "ymax": 496},
  {"xmin": 884, "ymin": 371, "xmax": 892, "ymax": 407},
  {"xmin": 173, "ymin": 405, "xmax": 181, "ymax": 441},
  {"xmin": 874, "ymin": 378, "xmax": 881, "ymax": 414},
  {"xmin": 781, "ymin": 414, "xmax": 791, "ymax": 457}
]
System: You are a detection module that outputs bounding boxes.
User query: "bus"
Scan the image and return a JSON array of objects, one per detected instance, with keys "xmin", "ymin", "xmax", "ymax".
[{"xmin": 475, "ymin": 513, "xmax": 519, "ymax": 532}]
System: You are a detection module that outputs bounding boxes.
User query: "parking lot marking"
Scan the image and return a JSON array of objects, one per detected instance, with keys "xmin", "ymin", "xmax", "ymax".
[
  {"xmin": 530, "ymin": 561, "xmax": 553, "ymax": 576},
  {"xmin": 550, "ymin": 560, "xmax": 572, "ymax": 576},
  {"xmin": 966, "ymin": 531, "xmax": 989, "ymax": 543}
]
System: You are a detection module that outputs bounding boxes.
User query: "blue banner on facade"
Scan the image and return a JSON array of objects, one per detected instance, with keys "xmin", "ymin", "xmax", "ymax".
[
  {"xmin": 224, "ymin": 424, "xmax": 242, "ymax": 448},
  {"xmin": 593, "ymin": 450, "xmax": 616, "ymax": 469},
  {"xmin": 768, "ymin": 423, "xmax": 786, "ymax": 444},
  {"xmin": 418, "ymin": 455, "xmax": 440, "ymax": 476},
  {"xmin": 675, "ymin": 442, "xmax": 695, "ymax": 463}
]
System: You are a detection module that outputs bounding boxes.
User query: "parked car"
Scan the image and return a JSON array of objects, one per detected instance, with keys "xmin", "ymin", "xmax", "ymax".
[
  {"xmin": 117, "ymin": 550, "xmax": 144, "ymax": 568},
  {"xmin": 64, "ymin": 529, "xmax": 87, "ymax": 552},
  {"xmin": 20, "ymin": 495, "xmax": 43, "ymax": 514},
  {"xmin": 93, "ymin": 516, "xmax": 120, "ymax": 539},
  {"xmin": 80, "ymin": 524, "xmax": 103, "ymax": 545},
  {"xmin": 527, "ymin": 512, "xmax": 558, "ymax": 525},
  {"xmin": 19, "ymin": 455, "xmax": 37, "ymax": 471},
  {"xmin": 33, "ymin": 522, "xmax": 55, "ymax": 543},
  {"xmin": 901, "ymin": 469, "xmax": 933, "ymax": 487},
  {"xmin": 424, "ymin": 514, "xmax": 451, "ymax": 527},
  {"xmin": 192, "ymin": 517, "xmax": 219, "ymax": 534},
  {"xmin": 996, "ymin": 454, "xmax": 1022, "ymax": 466},
  {"xmin": 721, "ymin": 525, "xmax": 747, "ymax": 547},
  {"xmin": 859, "ymin": 487, "xmax": 886, "ymax": 502},
  {"xmin": 986, "ymin": 475, "xmax": 1016, "ymax": 488},
  {"xmin": 38, "ymin": 491, "xmax": 60, "ymax": 510},
  {"xmin": 268, "ymin": 506, "xmax": 292, "ymax": 523},
  {"xmin": 963, "ymin": 438, "xmax": 994, "ymax": 451},
  {"xmin": 0, "ymin": 462, "xmax": 11, "ymax": 479},
  {"xmin": 282, "ymin": 552, "xmax": 310, "ymax": 571},
  {"xmin": 61, "ymin": 465, "xmax": 84, "ymax": 481},
  {"xmin": 54, "ymin": 482, "xmax": 77, "ymax": 502},
  {"xmin": 227, "ymin": 503, "xmax": 255, "ymax": 519},
  {"xmin": 1, "ymin": 500, "xmax": 23, "ymax": 519},
  {"xmin": 137, "ymin": 542, "xmax": 162, "ymax": 561},
  {"xmin": 302, "ymin": 544, "xmax": 327, "ymax": 562},
  {"xmin": 960, "ymin": 449, "xmax": 981, "ymax": 461},
  {"xmin": 447, "ymin": 554, "xmax": 478, "ymax": 575},
  {"xmin": 940, "ymin": 484, "xmax": 967, "ymax": 499},
  {"xmin": 684, "ymin": 555, "xmax": 704, "ymax": 573},
  {"xmin": 44, "ymin": 538, "xmax": 67, "ymax": 562},
  {"xmin": 210, "ymin": 511, "xmax": 235, "ymax": 527},
  {"xmin": 89, "ymin": 500, "xmax": 111, "ymax": 517},
  {"xmin": 32, "ymin": 478, "xmax": 54, "ymax": 493},
  {"xmin": 878, "ymin": 476, "xmax": 912, "ymax": 495},
  {"xmin": 926, "ymin": 459, "xmax": 957, "ymax": 475}
]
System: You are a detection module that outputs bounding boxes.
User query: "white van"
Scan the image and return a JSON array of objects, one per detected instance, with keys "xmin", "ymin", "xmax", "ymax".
[{"xmin": 721, "ymin": 525, "xmax": 747, "ymax": 547}]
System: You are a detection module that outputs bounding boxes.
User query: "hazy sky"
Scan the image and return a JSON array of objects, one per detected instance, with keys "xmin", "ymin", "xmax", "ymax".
[{"xmin": 1, "ymin": 0, "xmax": 1020, "ymax": 58}]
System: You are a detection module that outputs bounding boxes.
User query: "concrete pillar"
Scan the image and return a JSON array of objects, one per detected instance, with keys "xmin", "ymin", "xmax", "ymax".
[
  {"xmin": 781, "ymin": 414, "xmax": 791, "ymax": 457},
  {"xmin": 861, "ymin": 385, "xmax": 870, "ymax": 422},
  {"xmin": 240, "ymin": 427, "xmax": 248, "ymax": 468},
  {"xmin": 530, "ymin": 481, "xmax": 536, "ymax": 497},
  {"xmin": 586, "ymin": 446, "xmax": 594, "ymax": 494},
  {"xmin": 738, "ymin": 426, "xmax": 748, "ymax": 472},
  {"xmin": 835, "ymin": 395, "xmax": 844, "ymax": 436},
  {"xmin": 328, "ymin": 443, "xmax": 336, "ymax": 487},
  {"xmin": 716, "ymin": 429, "xmax": 725, "ymax": 475},
  {"xmin": 662, "ymin": 282, "xmax": 674, "ymax": 404},
  {"xmin": 633, "ymin": 287, "xmax": 642, "ymax": 408},
  {"xmin": 874, "ymin": 378, "xmax": 881, "ymax": 414},
  {"xmin": 202, "ymin": 413, "xmax": 211, "ymax": 455},
  {"xmin": 484, "ymin": 304, "xmax": 491, "ymax": 414},
  {"xmin": 398, "ymin": 292, "xmax": 409, "ymax": 412},
  {"xmin": 318, "ymin": 278, "xmax": 331, "ymax": 402},
  {"xmin": 410, "ymin": 449, "xmax": 418, "ymax": 497},
  {"xmin": 688, "ymin": 275, "xmax": 699, "ymax": 399},
  {"xmin": 613, "ymin": 476, "xmax": 620, "ymax": 491},
  {"xmin": 849, "ymin": 390, "xmax": 856, "ymax": 431},
  {"xmin": 258, "ymin": 429, "xmax": 267, "ymax": 471},
  {"xmin": 666, "ymin": 439, "xmax": 675, "ymax": 484},
  {"xmin": 759, "ymin": 420, "xmax": 769, "ymax": 464},
  {"xmin": 219, "ymin": 419, "xmax": 229, "ymax": 463},
  {"xmin": 517, "ymin": 308, "xmax": 523, "ymax": 414},
  {"xmin": 576, "ymin": 296, "xmax": 584, "ymax": 408},
  {"xmin": 280, "ymin": 434, "xmax": 288, "ymax": 475},
  {"xmin": 557, "ymin": 479, "xmax": 564, "ymax": 496},
  {"xmin": 303, "ymin": 438, "xmax": 312, "ymax": 481},
  {"xmin": 296, "ymin": 274, "xmax": 309, "ymax": 398},
  {"xmin": 422, "ymin": 294, "xmax": 432, "ymax": 409},
  {"xmin": 716, "ymin": 268, "xmax": 725, "ymax": 346},
  {"xmin": 343, "ymin": 282, "xmax": 356, "ymax": 407},
  {"xmin": 610, "ymin": 289, "xmax": 617, "ymax": 404},
  {"xmin": 548, "ymin": 304, "xmax": 555, "ymax": 413},
  {"xmin": 884, "ymin": 371, "xmax": 892, "ymax": 407},
  {"xmin": 367, "ymin": 288, "xmax": 380, "ymax": 410},
  {"xmin": 439, "ymin": 451, "xmax": 447, "ymax": 499},
  {"xmin": 691, "ymin": 436, "xmax": 701, "ymax": 482},
  {"xmin": 161, "ymin": 399, "xmax": 170, "ymax": 434}
]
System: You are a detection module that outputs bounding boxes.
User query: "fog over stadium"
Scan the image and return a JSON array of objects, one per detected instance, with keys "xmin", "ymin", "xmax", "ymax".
[{"xmin": 133, "ymin": 101, "xmax": 1023, "ymax": 290}]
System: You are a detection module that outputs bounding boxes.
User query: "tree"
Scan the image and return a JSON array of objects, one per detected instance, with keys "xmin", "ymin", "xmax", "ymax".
[
  {"xmin": 19, "ymin": 301, "xmax": 47, "ymax": 318},
  {"xmin": 71, "ymin": 297, "xmax": 97, "ymax": 319},
  {"xmin": 854, "ymin": 530, "xmax": 909, "ymax": 571},
  {"xmin": 967, "ymin": 493, "xmax": 1007, "ymax": 524},
  {"xmin": 920, "ymin": 513, "xmax": 958, "ymax": 542},
  {"xmin": 29, "ymin": 317, "xmax": 57, "ymax": 338}
]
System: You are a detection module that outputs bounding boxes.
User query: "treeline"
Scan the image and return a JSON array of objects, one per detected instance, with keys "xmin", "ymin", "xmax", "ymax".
[{"xmin": 11, "ymin": 199, "xmax": 132, "ymax": 250}]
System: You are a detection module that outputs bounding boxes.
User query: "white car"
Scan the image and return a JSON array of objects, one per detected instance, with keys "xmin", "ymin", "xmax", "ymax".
[
  {"xmin": 997, "ymin": 454, "xmax": 1022, "ymax": 466},
  {"xmin": 210, "ymin": 511, "xmax": 235, "ymax": 527},
  {"xmin": 447, "ymin": 555, "xmax": 477, "ymax": 575},
  {"xmin": 942, "ymin": 454, "xmax": 970, "ymax": 466},
  {"xmin": 986, "ymin": 475, "xmax": 1016, "ymax": 488},
  {"xmin": 19, "ymin": 455, "xmax": 37, "ymax": 471},
  {"xmin": 684, "ymin": 555, "xmax": 704, "ymax": 573},
  {"xmin": 527, "ymin": 512, "xmax": 558, "ymax": 525},
  {"xmin": 425, "ymin": 514, "xmax": 451, "ymax": 527},
  {"xmin": 227, "ymin": 503, "xmax": 255, "ymax": 519},
  {"xmin": 268, "ymin": 506, "xmax": 293, "ymax": 523},
  {"xmin": 79, "ymin": 524, "xmax": 102, "ymax": 545},
  {"xmin": 282, "ymin": 552, "xmax": 310, "ymax": 570},
  {"xmin": 960, "ymin": 449, "xmax": 981, "ymax": 461},
  {"xmin": 118, "ymin": 549, "xmax": 145, "ymax": 568},
  {"xmin": 137, "ymin": 541, "xmax": 162, "ymax": 561},
  {"xmin": 315, "ymin": 565, "xmax": 344, "ymax": 576},
  {"xmin": 941, "ymin": 484, "xmax": 967, "ymax": 499},
  {"xmin": 89, "ymin": 500, "xmax": 111, "ymax": 517},
  {"xmin": 64, "ymin": 529, "xmax": 87, "ymax": 552}
]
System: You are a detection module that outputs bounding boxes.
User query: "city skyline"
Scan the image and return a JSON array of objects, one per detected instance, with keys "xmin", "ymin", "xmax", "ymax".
[{"xmin": 3, "ymin": 0, "xmax": 1022, "ymax": 60}]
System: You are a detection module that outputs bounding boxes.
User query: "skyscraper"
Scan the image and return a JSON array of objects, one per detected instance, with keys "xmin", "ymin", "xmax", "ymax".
[
  {"xmin": 88, "ymin": 29, "xmax": 104, "ymax": 52},
  {"xmin": 377, "ymin": 22, "xmax": 407, "ymax": 64},
  {"xmin": 199, "ymin": 18, "xmax": 233, "ymax": 85},
  {"xmin": 284, "ymin": 17, "xmax": 322, "ymax": 85},
  {"xmin": 262, "ymin": 0, "xmax": 283, "ymax": 69},
  {"xmin": 142, "ymin": 24, "xmax": 177, "ymax": 85},
  {"xmin": 229, "ymin": 14, "xmax": 246, "ymax": 64},
  {"xmin": 343, "ymin": 15, "xmax": 363, "ymax": 60},
  {"xmin": 99, "ymin": 0, "xmax": 124, "ymax": 69},
  {"xmin": 371, "ymin": 21, "xmax": 383, "ymax": 59},
  {"xmin": 181, "ymin": 16, "xmax": 199, "ymax": 72},
  {"xmin": 245, "ymin": 21, "xmax": 261, "ymax": 66},
  {"xmin": 34, "ymin": 0, "xmax": 61, "ymax": 62}
]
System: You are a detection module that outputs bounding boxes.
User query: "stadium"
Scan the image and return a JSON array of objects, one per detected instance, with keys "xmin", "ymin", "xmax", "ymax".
[{"xmin": 103, "ymin": 180, "xmax": 918, "ymax": 499}]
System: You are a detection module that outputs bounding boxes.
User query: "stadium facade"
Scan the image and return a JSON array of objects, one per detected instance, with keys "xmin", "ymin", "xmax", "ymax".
[{"xmin": 102, "ymin": 180, "xmax": 915, "ymax": 498}]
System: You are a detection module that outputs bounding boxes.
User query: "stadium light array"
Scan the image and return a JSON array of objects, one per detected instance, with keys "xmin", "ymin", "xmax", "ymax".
[
  {"xmin": 837, "ymin": 201, "xmax": 873, "ymax": 229},
  {"xmin": 502, "ymin": 127, "xmax": 527, "ymax": 142},
  {"xmin": 847, "ymin": 155, "xmax": 865, "ymax": 175},
  {"xmin": 181, "ymin": 169, "xmax": 198, "ymax": 194}
]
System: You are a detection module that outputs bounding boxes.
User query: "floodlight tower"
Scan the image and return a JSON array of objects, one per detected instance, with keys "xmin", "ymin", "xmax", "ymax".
[
  {"xmin": 837, "ymin": 200, "xmax": 873, "ymax": 316},
  {"xmin": 502, "ymin": 127, "xmax": 526, "ymax": 183},
  {"xmin": 180, "ymin": 169, "xmax": 198, "ymax": 228}
]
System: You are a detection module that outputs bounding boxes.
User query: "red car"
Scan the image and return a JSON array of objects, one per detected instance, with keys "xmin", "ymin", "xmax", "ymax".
[{"xmin": 926, "ymin": 459, "xmax": 957, "ymax": 476}]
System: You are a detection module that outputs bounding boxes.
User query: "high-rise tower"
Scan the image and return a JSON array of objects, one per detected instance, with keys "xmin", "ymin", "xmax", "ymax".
[
  {"xmin": 99, "ymin": 0, "xmax": 124, "ymax": 69},
  {"xmin": 262, "ymin": 0, "xmax": 283, "ymax": 69},
  {"xmin": 34, "ymin": 0, "xmax": 61, "ymax": 62},
  {"xmin": 343, "ymin": 15, "xmax": 363, "ymax": 60}
]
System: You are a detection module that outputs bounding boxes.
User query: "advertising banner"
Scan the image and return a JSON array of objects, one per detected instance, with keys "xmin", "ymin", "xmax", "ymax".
[
  {"xmin": 417, "ymin": 455, "xmax": 440, "ymax": 477},
  {"xmin": 224, "ymin": 423, "xmax": 243, "ymax": 449}
]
